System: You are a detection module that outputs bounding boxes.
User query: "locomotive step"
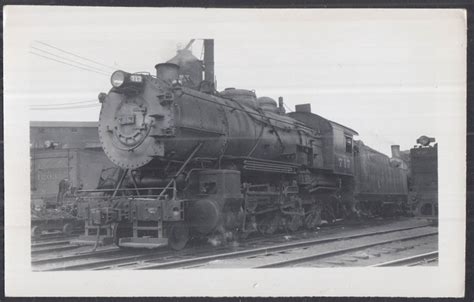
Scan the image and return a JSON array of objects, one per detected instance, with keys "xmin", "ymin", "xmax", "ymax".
[{"xmin": 119, "ymin": 237, "xmax": 169, "ymax": 249}]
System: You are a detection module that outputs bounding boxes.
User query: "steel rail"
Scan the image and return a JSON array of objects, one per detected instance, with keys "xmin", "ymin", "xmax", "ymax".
[
  {"xmin": 129, "ymin": 224, "xmax": 436, "ymax": 270},
  {"xmin": 254, "ymin": 232, "xmax": 437, "ymax": 268},
  {"xmin": 32, "ymin": 245, "xmax": 79, "ymax": 255},
  {"xmin": 31, "ymin": 247, "xmax": 122, "ymax": 266},
  {"xmin": 31, "ymin": 240, "xmax": 71, "ymax": 248},
  {"xmin": 370, "ymin": 251, "xmax": 438, "ymax": 267},
  {"xmin": 32, "ymin": 234, "xmax": 80, "ymax": 243},
  {"xmin": 36, "ymin": 250, "xmax": 165, "ymax": 271}
]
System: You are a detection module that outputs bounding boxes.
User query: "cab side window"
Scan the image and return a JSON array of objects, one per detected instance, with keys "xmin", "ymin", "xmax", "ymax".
[{"xmin": 345, "ymin": 136, "xmax": 353, "ymax": 153}]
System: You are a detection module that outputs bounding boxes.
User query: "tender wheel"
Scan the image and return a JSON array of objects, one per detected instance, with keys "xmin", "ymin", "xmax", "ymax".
[
  {"xmin": 168, "ymin": 221, "xmax": 189, "ymax": 251},
  {"xmin": 62, "ymin": 222, "xmax": 73, "ymax": 235},
  {"xmin": 31, "ymin": 225, "xmax": 41, "ymax": 237}
]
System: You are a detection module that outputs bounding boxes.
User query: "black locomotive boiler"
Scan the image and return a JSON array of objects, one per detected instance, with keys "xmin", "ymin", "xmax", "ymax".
[{"xmin": 87, "ymin": 39, "xmax": 409, "ymax": 250}]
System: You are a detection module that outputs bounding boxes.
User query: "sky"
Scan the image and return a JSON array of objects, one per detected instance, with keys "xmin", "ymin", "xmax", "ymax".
[{"xmin": 4, "ymin": 7, "xmax": 466, "ymax": 155}]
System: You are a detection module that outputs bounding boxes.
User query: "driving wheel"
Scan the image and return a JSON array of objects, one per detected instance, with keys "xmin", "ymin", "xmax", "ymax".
[
  {"xmin": 304, "ymin": 205, "xmax": 322, "ymax": 229},
  {"xmin": 287, "ymin": 214, "xmax": 303, "ymax": 232}
]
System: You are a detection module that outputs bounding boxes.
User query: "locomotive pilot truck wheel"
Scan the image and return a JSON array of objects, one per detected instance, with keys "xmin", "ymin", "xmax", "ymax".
[
  {"xmin": 113, "ymin": 222, "xmax": 133, "ymax": 247},
  {"xmin": 31, "ymin": 225, "xmax": 41, "ymax": 237},
  {"xmin": 62, "ymin": 222, "xmax": 73, "ymax": 235},
  {"xmin": 167, "ymin": 221, "xmax": 190, "ymax": 251}
]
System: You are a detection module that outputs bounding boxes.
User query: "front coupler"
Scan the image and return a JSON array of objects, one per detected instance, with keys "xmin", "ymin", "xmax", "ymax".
[{"xmin": 117, "ymin": 197, "xmax": 185, "ymax": 249}]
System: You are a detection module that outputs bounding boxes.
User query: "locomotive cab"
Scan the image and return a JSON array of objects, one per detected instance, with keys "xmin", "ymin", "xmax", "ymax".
[{"xmin": 287, "ymin": 103, "xmax": 358, "ymax": 174}]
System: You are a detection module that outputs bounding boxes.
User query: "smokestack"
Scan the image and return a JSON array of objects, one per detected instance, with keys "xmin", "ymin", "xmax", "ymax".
[
  {"xmin": 155, "ymin": 63, "xmax": 179, "ymax": 83},
  {"xmin": 391, "ymin": 145, "xmax": 401, "ymax": 158},
  {"xmin": 203, "ymin": 39, "xmax": 215, "ymax": 86}
]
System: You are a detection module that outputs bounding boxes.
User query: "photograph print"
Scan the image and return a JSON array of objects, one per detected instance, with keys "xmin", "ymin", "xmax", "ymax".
[{"xmin": 4, "ymin": 6, "xmax": 466, "ymax": 297}]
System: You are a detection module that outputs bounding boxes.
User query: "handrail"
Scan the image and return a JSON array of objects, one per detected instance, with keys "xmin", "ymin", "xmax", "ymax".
[
  {"xmin": 78, "ymin": 187, "xmax": 169, "ymax": 193},
  {"xmin": 158, "ymin": 142, "xmax": 203, "ymax": 199}
]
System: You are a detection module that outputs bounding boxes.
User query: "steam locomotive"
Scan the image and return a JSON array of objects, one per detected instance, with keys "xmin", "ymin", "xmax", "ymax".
[
  {"xmin": 408, "ymin": 136, "xmax": 438, "ymax": 218},
  {"xmin": 80, "ymin": 40, "xmax": 409, "ymax": 250}
]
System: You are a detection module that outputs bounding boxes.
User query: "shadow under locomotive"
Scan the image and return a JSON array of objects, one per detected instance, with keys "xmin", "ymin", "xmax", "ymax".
[{"xmin": 72, "ymin": 39, "xmax": 414, "ymax": 250}]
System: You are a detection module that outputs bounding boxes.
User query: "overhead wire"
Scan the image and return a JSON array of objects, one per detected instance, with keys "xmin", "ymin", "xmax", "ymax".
[
  {"xmin": 30, "ymin": 103, "xmax": 101, "ymax": 110},
  {"xmin": 28, "ymin": 42, "xmax": 118, "ymax": 112},
  {"xmin": 283, "ymin": 102, "xmax": 294, "ymax": 113},
  {"xmin": 30, "ymin": 99, "xmax": 97, "ymax": 107},
  {"xmin": 34, "ymin": 40, "xmax": 119, "ymax": 70},
  {"xmin": 31, "ymin": 46, "xmax": 110, "ymax": 74},
  {"xmin": 29, "ymin": 51, "xmax": 109, "ymax": 76}
]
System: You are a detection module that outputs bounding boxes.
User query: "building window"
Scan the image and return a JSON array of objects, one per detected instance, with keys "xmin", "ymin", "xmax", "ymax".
[
  {"xmin": 71, "ymin": 128, "xmax": 78, "ymax": 133},
  {"xmin": 345, "ymin": 136, "xmax": 353, "ymax": 153}
]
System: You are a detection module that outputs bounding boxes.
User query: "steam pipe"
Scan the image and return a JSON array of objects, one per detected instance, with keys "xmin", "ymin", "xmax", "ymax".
[
  {"xmin": 183, "ymin": 39, "xmax": 196, "ymax": 51},
  {"xmin": 391, "ymin": 145, "xmax": 401, "ymax": 158}
]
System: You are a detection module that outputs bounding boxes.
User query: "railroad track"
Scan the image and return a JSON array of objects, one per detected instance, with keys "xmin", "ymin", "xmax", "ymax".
[
  {"xmin": 32, "ymin": 247, "xmax": 124, "ymax": 267},
  {"xmin": 30, "ymin": 217, "xmax": 345, "ymax": 266},
  {"xmin": 31, "ymin": 232, "xmax": 80, "ymax": 243},
  {"xmin": 33, "ymin": 223, "xmax": 436, "ymax": 271},
  {"xmin": 31, "ymin": 236, "xmax": 82, "ymax": 255},
  {"xmin": 32, "ymin": 244, "xmax": 80, "ymax": 255},
  {"xmin": 136, "ymin": 226, "xmax": 437, "ymax": 269},
  {"xmin": 253, "ymin": 231, "xmax": 437, "ymax": 268},
  {"xmin": 31, "ymin": 235, "xmax": 83, "ymax": 255},
  {"xmin": 32, "ymin": 240, "xmax": 71, "ymax": 248},
  {"xmin": 371, "ymin": 251, "xmax": 438, "ymax": 267}
]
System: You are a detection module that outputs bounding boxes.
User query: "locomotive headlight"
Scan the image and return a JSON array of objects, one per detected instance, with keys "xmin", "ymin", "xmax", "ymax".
[
  {"xmin": 419, "ymin": 136, "xmax": 429, "ymax": 146},
  {"xmin": 111, "ymin": 70, "xmax": 126, "ymax": 87},
  {"xmin": 416, "ymin": 135, "xmax": 435, "ymax": 147},
  {"xmin": 110, "ymin": 70, "xmax": 144, "ymax": 91}
]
